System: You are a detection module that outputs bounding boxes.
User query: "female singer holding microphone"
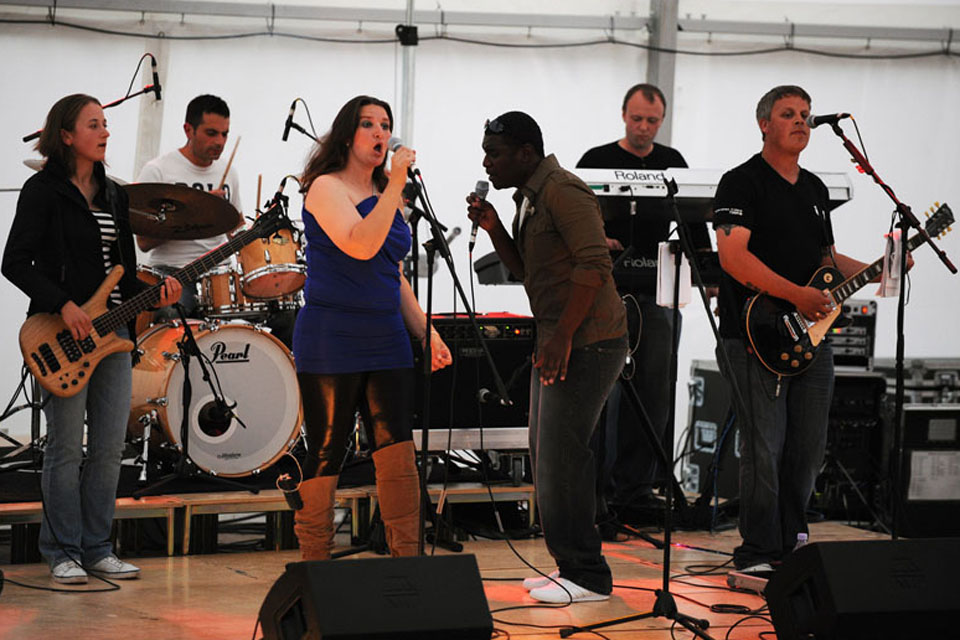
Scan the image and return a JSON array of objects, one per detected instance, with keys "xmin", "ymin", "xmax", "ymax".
[
  {"xmin": 2, "ymin": 94, "xmax": 181, "ymax": 583},
  {"xmin": 292, "ymin": 95, "xmax": 452, "ymax": 559}
]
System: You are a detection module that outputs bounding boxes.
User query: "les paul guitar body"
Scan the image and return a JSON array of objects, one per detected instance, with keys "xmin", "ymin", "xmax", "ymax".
[{"xmin": 743, "ymin": 266, "xmax": 843, "ymax": 377}]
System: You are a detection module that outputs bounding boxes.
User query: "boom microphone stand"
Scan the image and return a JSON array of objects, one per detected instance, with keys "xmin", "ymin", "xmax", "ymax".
[
  {"xmin": 827, "ymin": 121, "xmax": 956, "ymax": 538},
  {"xmin": 405, "ymin": 170, "xmax": 512, "ymax": 555}
]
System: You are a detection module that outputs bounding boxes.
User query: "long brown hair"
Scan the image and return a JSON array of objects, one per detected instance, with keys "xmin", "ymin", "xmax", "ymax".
[
  {"xmin": 35, "ymin": 93, "xmax": 100, "ymax": 176},
  {"xmin": 300, "ymin": 95, "xmax": 393, "ymax": 193}
]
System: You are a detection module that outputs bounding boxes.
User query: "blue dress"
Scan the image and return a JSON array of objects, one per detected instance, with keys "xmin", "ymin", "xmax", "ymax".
[{"xmin": 293, "ymin": 195, "xmax": 413, "ymax": 374}]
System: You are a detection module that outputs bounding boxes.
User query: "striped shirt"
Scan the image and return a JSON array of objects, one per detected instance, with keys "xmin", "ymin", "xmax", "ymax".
[{"xmin": 91, "ymin": 208, "xmax": 123, "ymax": 307}]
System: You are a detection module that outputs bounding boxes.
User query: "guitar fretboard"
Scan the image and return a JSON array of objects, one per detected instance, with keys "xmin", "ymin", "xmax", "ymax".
[
  {"xmin": 830, "ymin": 230, "xmax": 931, "ymax": 304},
  {"xmin": 90, "ymin": 211, "xmax": 281, "ymax": 337}
]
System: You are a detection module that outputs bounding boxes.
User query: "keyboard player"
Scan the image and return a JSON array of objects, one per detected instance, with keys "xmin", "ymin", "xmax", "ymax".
[{"xmin": 576, "ymin": 83, "xmax": 713, "ymax": 529}]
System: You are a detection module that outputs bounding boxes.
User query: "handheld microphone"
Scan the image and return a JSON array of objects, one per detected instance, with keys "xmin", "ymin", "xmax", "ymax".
[
  {"xmin": 806, "ymin": 112, "xmax": 850, "ymax": 129},
  {"xmin": 469, "ymin": 180, "xmax": 489, "ymax": 253},
  {"xmin": 282, "ymin": 99, "xmax": 297, "ymax": 142},
  {"xmin": 388, "ymin": 136, "xmax": 417, "ymax": 177},
  {"xmin": 150, "ymin": 55, "xmax": 162, "ymax": 101}
]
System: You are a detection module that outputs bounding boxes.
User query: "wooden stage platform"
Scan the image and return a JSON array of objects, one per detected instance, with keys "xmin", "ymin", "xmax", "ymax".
[{"xmin": 0, "ymin": 520, "xmax": 893, "ymax": 639}]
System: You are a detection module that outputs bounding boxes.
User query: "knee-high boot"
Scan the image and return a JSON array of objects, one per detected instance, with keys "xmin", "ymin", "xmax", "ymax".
[
  {"xmin": 372, "ymin": 441, "xmax": 421, "ymax": 557},
  {"xmin": 293, "ymin": 475, "xmax": 339, "ymax": 561}
]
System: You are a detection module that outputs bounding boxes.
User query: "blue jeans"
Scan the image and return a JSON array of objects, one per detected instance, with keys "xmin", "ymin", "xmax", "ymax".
[
  {"xmin": 602, "ymin": 296, "xmax": 677, "ymax": 506},
  {"xmin": 718, "ymin": 338, "xmax": 833, "ymax": 569},
  {"xmin": 529, "ymin": 336, "xmax": 627, "ymax": 594},
  {"xmin": 39, "ymin": 329, "xmax": 133, "ymax": 568}
]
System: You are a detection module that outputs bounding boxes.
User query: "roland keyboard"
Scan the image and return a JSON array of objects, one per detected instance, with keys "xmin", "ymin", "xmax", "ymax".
[{"xmin": 574, "ymin": 167, "xmax": 853, "ymax": 211}]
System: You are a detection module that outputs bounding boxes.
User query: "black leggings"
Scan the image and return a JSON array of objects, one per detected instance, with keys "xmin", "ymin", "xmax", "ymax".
[{"xmin": 297, "ymin": 368, "xmax": 413, "ymax": 478}]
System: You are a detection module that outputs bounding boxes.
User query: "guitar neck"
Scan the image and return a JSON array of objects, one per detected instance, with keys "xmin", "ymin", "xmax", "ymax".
[
  {"xmin": 90, "ymin": 224, "xmax": 269, "ymax": 337},
  {"xmin": 830, "ymin": 231, "xmax": 927, "ymax": 304}
]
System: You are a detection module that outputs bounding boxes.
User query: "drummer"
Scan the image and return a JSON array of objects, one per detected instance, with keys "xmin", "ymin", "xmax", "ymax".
[{"xmin": 136, "ymin": 94, "xmax": 242, "ymax": 321}]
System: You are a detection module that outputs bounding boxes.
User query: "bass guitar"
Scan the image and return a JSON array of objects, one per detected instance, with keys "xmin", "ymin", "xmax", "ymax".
[
  {"xmin": 743, "ymin": 202, "xmax": 954, "ymax": 376},
  {"xmin": 20, "ymin": 204, "xmax": 287, "ymax": 398}
]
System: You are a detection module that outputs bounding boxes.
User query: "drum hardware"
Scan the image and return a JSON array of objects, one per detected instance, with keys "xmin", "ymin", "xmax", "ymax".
[
  {"xmin": 136, "ymin": 412, "xmax": 156, "ymax": 483},
  {"xmin": 133, "ymin": 304, "xmax": 256, "ymax": 498}
]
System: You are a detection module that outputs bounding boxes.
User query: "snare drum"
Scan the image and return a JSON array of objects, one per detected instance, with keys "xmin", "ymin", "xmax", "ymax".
[
  {"xmin": 197, "ymin": 265, "xmax": 268, "ymax": 318},
  {"xmin": 129, "ymin": 320, "xmax": 302, "ymax": 477},
  {"xmin": 238, "ymin": 228, "xmax": 306, "ymax": 299}
]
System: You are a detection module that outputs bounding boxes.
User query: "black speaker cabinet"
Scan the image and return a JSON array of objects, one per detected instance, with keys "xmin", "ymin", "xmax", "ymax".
[
  {"xmin": 259, "ymin": 555, "xmax": 493, "ymax": 640},
  {"xmin": 766, "ymin": 538, "xmax": 960, "ymax": 640},
  {"xmin": 894, "ymin": 404, "xmax": 960, "ymax": 537},
  {"xmin": 413, "ymin": 314, "xmax": 534, "ymax": 429}
]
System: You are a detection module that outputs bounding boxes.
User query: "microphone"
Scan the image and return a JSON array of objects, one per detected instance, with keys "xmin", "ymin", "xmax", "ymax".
[
  {"xmin": 806, "ymin": 112, "xmax": 850, "ymax": 129},
  {"xmin": 197, "ymin": 400, "xmax": 233, "ymax": 437},
  {"xmin": 477, "ymin": 388, "xmax": 506, "ymax": 406},
  {"xmin": 469, "ymin": 180, "xmax": 489, "ymax": 253},
  {"xmin": 388, "ymin": 136, "xmax": 416, "ymax": 177},
  {"xmin": 270, "ymin": 175, "xmax": 289, "ymax": 208},
  {"xmin": 282, "ymin": 99, "xmax": 297, "ymax": 142},
  {"xmin": 150, "ymin": 55, "xmax": 162, "ymax": 101}
]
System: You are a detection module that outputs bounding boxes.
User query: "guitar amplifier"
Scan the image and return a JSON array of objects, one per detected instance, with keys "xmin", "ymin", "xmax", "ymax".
[
  {"xmin": 412, "ymin": 314, "xmax": 534, "ymax": 436},
  {"xmin": 826, "ymin": 299, "xmax": 876, "ymax": 369}
]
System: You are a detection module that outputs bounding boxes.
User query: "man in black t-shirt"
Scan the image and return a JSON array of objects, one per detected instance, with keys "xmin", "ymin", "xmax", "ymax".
[
  {"xmin": 577, "ymin": 84, "xmax": 712, "ymax": 523},
  {"xmin": 712, "ymin": 85, "xmax": 871, "ymax": 576}
]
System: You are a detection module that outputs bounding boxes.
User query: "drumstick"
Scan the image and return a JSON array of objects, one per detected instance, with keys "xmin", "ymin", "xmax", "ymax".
[
  {"xmin": 216, "ymin": 135, "xmax": 241, "ymax": 191},
  {"xmin": 256, "ymin": 174, "xmax": 262, "ymax": 216}
]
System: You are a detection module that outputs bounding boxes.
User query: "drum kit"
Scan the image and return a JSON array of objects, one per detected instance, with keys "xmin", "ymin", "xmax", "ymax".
[{"xmin": 125, "ymin": 183, "xmax": 306, "ymax": 480}]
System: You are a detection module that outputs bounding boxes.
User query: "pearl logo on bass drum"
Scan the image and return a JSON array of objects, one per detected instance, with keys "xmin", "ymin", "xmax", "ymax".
[{"xmin": 209, "ymin": 341, "xmax": 252, "ymax": 363}]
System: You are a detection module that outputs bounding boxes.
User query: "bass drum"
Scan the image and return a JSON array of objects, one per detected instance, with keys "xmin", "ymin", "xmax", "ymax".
[{"xmin": 129, "ymin": 320, "xmax": 302, "ymax": 477}]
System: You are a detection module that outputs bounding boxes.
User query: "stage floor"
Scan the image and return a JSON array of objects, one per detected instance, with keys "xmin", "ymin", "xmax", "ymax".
[{"xmin": 0, "ymin": 521, "xmax": 890, "ymax": 639}]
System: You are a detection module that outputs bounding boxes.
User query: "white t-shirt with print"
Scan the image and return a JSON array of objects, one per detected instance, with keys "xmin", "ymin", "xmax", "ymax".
[{"xmin": 136, "ymin": 149, "xmax": 242, "ymax": 268}]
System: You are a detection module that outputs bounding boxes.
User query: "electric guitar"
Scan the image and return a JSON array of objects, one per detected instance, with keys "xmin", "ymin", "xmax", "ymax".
[
  {"xmin": 743, "ymin": 202, "xmax": 954, "ymax": 376},
  {"xmin": 20, "ymin": 204, "xmax": 287, "ymax": 398}
]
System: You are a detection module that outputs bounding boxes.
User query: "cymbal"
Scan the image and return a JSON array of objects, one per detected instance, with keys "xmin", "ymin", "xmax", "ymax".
[
  {"xmin": 23, "ymin": 158, "xmax": 128, "ymax": 184},
  {"xmin": 125, "ymin": 183, "xmax": 242, "ymax": 239}
]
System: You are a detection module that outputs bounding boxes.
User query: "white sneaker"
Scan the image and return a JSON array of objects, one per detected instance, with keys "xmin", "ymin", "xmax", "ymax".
[
  {"xmin": 522, "ymin": 569, "xmax": 560, "ymax": 591},
  {"xmin": 87, "ymin": 554, "xmax": 140, "ymax": 579},
  {"xmin": 51, "ymin": 560, "xmax": 88, "ymax": 584},
  {"xmin": 738, "ymin": 562, "xmax": 775, "ymax": 577},
  {"xmin": 529, "ymin": 577, "xmax": 610, "ymax": 603}
]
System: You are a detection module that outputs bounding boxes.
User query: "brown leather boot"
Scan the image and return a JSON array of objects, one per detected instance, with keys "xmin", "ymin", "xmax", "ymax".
[
  {"xmin": 293, "ymin": 475, "xmax": 339, "ymax": 561},
  {"xmin": 372, "ymin": 441, "xmax": 421, "ymax": 557}
]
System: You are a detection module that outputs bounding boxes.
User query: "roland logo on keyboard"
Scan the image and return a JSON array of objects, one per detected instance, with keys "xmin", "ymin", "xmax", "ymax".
[
  {"xmin": 620, "ymin": 256, "xmax": 658, "ymax": 269},
  {"xmin": 613, "ymin": 169, "xmax": 667, "ymax": 183}
]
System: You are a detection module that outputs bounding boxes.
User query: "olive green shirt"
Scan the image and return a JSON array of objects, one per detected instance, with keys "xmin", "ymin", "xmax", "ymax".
[{"xmin": 511, "ymin": 154, "xmax": 627, "ymax": 351}]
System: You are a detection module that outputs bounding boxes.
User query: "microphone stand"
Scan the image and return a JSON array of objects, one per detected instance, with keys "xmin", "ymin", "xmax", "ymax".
[
  {"xmin": 286, "ymin": 121, "xmax": 318, "ymax": 144},
  {"xmin": 828, "ymin": 122, "xmax": 956, "ymax": 539},
  {"xmin": 568, "ymin": 179, "xmax": 758, "ymax": 639},
  {"xmin": 21, "ymin": 85, "xmax": 159, "ymax": 143},
  {"xmin": 406, "ymin": 170, "xmax": 512, "ymax": 555},
  {"xmin": 134, "ymin": 304, "xmax": 255, "ymax": 499}
]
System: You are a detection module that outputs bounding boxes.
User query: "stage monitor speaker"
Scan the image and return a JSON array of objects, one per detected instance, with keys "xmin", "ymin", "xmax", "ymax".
[
  {"xmin": 413, "ymin": 314, "xmax": 534, "ymax": 429},
  {"xmin": 258, "ymin": 555, "xmax": 493, "ymax": 640},
  {"xmin": 766, "ymin": 538, "xmax": 960, "ymax": 640}
]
